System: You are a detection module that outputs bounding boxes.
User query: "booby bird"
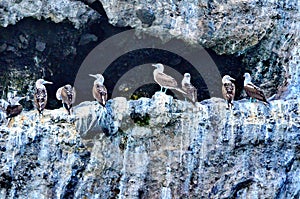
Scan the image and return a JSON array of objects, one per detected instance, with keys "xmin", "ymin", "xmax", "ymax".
[
  {"xmin": 152, "ymin": 63, "xmax": 186, "ymax": 94},
  {"xmin": 34, "ymin": 79, "xmax": 53, "ymax": 114},
  {"xmin": 89, "ymin": 74, "xmax": 107, "ymax": 106},
  {"xmin": 56, "ymin": 84, "xmax": 76, "ymax": 115},
  {"xmin": 243, "ymin": 73, "xmax": 269, "ymax": 104},
  {"xmin": 222, "ymin": 75, "xmax": 236, "ymax": 109},
  {"xmin": 6, "ymin": 96, "xmax": 25, "ymax": 118},
  {"xmin": 181, "ymin": 73, "xmax": 197, "ymax": 103}
]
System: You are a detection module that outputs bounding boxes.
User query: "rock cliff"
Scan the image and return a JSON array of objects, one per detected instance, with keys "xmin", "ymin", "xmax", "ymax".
[
  {"xmin": 0, "ymin": 0, "xmax": 299, "ymax": 198},
  {"xmin": 0, "ymin": 93, "xmax": 299, "ymax": 198}
]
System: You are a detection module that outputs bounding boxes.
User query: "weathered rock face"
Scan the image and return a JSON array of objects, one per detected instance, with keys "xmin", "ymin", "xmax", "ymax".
[
  {"xmin": 100, "ymin": 0, "xmax": 271, "ymax": 53},
  {"xmin": 0, "ymin": 94, "xmax": 299, "ymax": 198},
  {"xmin": 0, "ymin": 0, "xmax": 99, "ymax": 28},
  {"xmin": 0, "ymin": 109, "xmax": 90, "ymax": 198},
  {"xmin": 0, "ymin": 16, "xmax": 101, "ymax": 109},
  {"xmin": 75, "ymin": 93, "xmax": 300, "ymax": 198},
  {"xmin": 99, "ymin": 0, "xmax": 299, "ymax": 99},
  {"xmin": 0, "ymin": 0, "xmax": 299, "ymax": 198}
]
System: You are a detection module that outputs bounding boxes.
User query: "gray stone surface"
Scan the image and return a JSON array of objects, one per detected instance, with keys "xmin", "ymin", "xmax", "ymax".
[
  {"xmin": 0, "ymin": 0, "xmax": 100, "ymax": 28},
  {"xmin": 0, "ymin": 108, "xmax": 90, "ymax": 198},
  {"xmin": 99, "ymin": 0, "xmax": 297, "ymax": 53},
  {"xmin": 2, "ymin": 92, "xmax": 298, "ymax": 198},
  {"xmin": 76, "ymin": 92, "xmax": 300, "ymax": 198}
]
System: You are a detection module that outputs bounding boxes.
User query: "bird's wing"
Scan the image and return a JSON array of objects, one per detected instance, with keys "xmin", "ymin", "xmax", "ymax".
[
  {"xmin": 60, "ymin": 87, "xmax": 68, "ymax": 104},
  {"xmin": 156, "ymin": 72, "xmax": 178, "ymax": 87},
  {"xmin": 222, "ymin": 82, "xmax": 235, "ymax": 100},
  {"xmin": 192, "ymin": 85, "xmax": 197, "ymax": 102},
  {"xmin": 71, "ymin": 87, "xmax": 76, "ymax": 104},
  {"xmin": 35, "ymin": 88, "xmax": 47, "ymax": 101},
  {"xmin": 64, "ymin": 87, "xmax": 74, "ymax": 104},
  {"xmin": 35, "ymin": 88, "xmax": 47, "ymax": 110},
  {"xmin": 183, "ymin": 83, "xmax": 196, "ymax": 93},
  {"xmin": 183, "ymin": 83, "xmax": 197, "ymax": 102},
  {"xmin": 244, "ymin": 83, "xmax": 267, "ymax": 102},
  {"xmin": 6, "ymin": 105, "xmax": 23, "ymax": 118},
  {"xmin": 94, "ymin": 84, "xmax": 107, "ymax": 105},
  {"xmin": 56, "ymin": 87, "xmax": 63, "ymax": 100}
]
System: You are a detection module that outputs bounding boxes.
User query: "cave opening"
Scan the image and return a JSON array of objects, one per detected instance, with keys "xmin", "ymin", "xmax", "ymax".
[{"xmin": 0, "ymin": 4, "xmax": 246, "ymax": 110}]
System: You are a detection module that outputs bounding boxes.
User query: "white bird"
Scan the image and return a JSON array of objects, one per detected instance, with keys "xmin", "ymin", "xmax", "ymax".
[
  {"xmin": 152, "ymin": 63, "xmax": 186, "ymax": 94},
  {"xmin": 222, "ymin": 75, "xmax": 236, "ymax": 109},
  {"xmin": 56, "ymin": 84, "xmax": 76, "ymax": 115},
  {"xmin": 181, "ymin": 73, "xmax": 197, "ymax": 103},
  {"xmin": 243, "ymin": 73, "xmax": 269, "ymax": 105},
  {"xmin": 89, "ymin": 74, "xmax": 107, "ymax": 106},
  {"xmin": 34, "ymin": 79, "xmax": 52, "ymax": 114}
]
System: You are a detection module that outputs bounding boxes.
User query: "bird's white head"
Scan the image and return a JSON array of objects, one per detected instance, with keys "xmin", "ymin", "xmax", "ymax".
[
  {"xmin": 222, "ymin": 75, "xmax": 235, "ymax": 84},
  {"xmin": 152, "ymin": 63, "xmax": 164, "ymax": 72},
  {"xmin": 8, "ymin": 95, "xmax": 25, "ymax": 105},
  {"xmin": 243, "ymin": 73, "xmax": 252, "ymax": 85},
  {"xmin": 64, "ymin": 84, "xmax": 73, "ymax": 90},
  {"xmin": 184, "ymin": 73, "xmax": 191, "ymax": 82},
  {"xmin": 36, "ymin": 79, "xmax": 53, "ymax": 88},
  {"xmin": 89, "ymin": 74, "xmax": 104, "ymax": 84}
]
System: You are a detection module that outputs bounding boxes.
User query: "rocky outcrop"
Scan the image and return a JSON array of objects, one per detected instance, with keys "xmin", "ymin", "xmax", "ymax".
[
  {"xmin": 1, "ymin": 93, "xmax": 298, "ymax": 198},
  {"xmin": 0, "ymin": 0, "xmax": 100, "ymax": 28},
  {"xmin": 76, "ymin": 93, "xmax": 300, "ymax": 198},
  {"xmin": 0, "ymin": 109, "xmax": 90, "ymax": 198}
]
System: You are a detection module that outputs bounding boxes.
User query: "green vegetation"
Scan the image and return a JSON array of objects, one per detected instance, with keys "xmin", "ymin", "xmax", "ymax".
[{"xmin": 130, "ymin": 112, "xmax": 150, "ymax": 126}]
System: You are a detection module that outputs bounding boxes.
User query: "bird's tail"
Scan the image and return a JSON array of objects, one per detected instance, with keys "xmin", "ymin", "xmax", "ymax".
[
  {"xmin": 264, "ymin": 100, "xmax": 270, "ymax": 106},
  {"xmin": 174, "ymin": 87, "xmax": 187, "ymax": 95}
]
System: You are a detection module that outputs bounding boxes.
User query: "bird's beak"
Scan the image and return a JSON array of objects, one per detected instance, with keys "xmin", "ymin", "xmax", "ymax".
[
  {"xmin": 230, "ymin": 77, "xmax": 235, "ymax": 81},
  {"xmin": 44, "ymin": 81, "xmax": 53, "ymax": 84},
  {"xmin": 89, "ymin": 74, "xmax": 97, "ymax": 78},
  {"xmin": 152, "ymin": 64, "xmax": 158, "ymax": 68}
]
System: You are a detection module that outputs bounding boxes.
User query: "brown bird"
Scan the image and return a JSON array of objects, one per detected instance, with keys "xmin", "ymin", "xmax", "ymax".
[
  {"xmin": 222, "ymin": 75, "xmax": 236, "ymax": 109},
  {"xmin": 6, "ymin": 96, "xmax": 25, "ymax": 118},
  {"xmin": 152, "ymin": 63, "xmax": 186, "ymax": 94},
  {"xmin": 243, "ymin": 73, "xmax": 269, "ymax": 105},
  {"xmin": 89, "ymin": 74, "xmax": 107, "ymax": 106},
  {"xmin": 34, "ymin": 79, "xmax": 53, "ymax": 115},
  {"xmin": 56, "ymin": 84, "xmax": 76, "ymax": 115},
  {"xmin": 181, "ymin": 73, "xmax": 197, "ymax": 103},
  {"xmin": 2, "ymin": 94, "xmax": 26, "ymax": 127}
]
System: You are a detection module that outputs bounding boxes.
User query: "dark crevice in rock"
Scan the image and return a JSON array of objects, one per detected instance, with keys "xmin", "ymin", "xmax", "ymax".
[
  {"xmin": 226, "ymin": 178, "xmax": 255, "ymax": 199},
  {"xmin": 0, "ymin": 14, "xmax": 248, "ymax": 109},
  {"xmin": 79, "ymin": 0, "xmax": 108, "ymax": 20},
  {"xmin": 206, "ymin": 49, "xmax": 245, "ymax": 98},
  {"xmin": 62, "ymin": 149, "xmax": 91, "ymax": 198},
  {"xmin": 0, "ymin": 16, "xmax": 130, "ymax": 109},
  {"xmin": 131, "ymin": 83, "xmax": 177, "ymax": 100}
]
